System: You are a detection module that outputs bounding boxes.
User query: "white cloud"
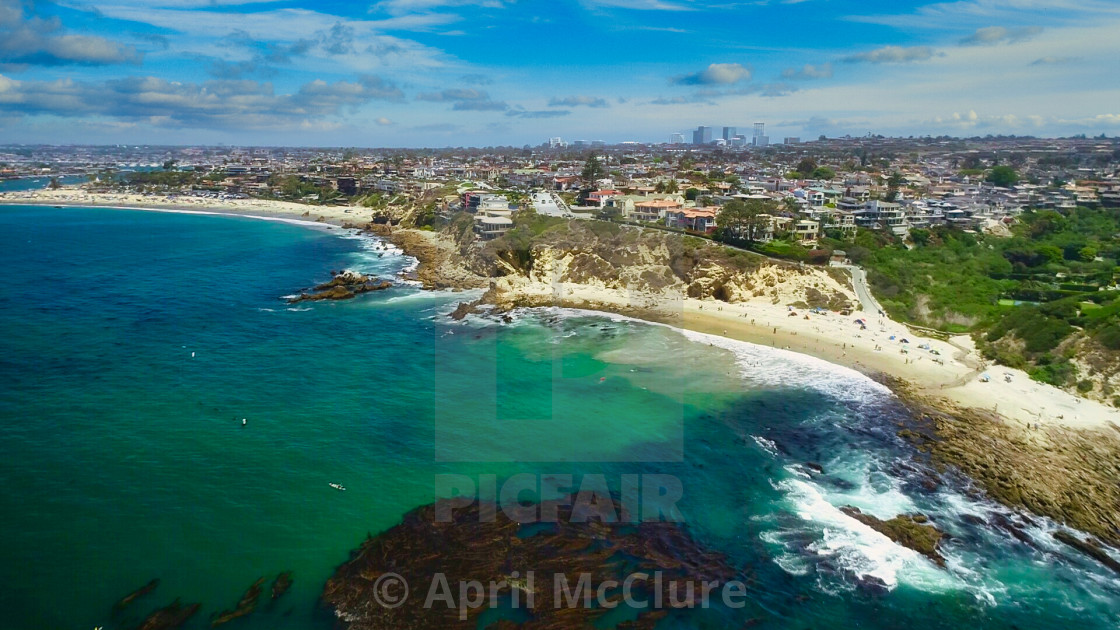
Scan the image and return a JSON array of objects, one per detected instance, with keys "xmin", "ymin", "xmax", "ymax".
[
  {"xmin": 781, "ymin": 63, "xmax": 833, "ymax": 80},
  {"xmin": 579, "ymin": 0, "xmax": 696, "ymax": 10},
  {"xmin": 849, "ymin": 0, "xmax": 1120, "ymax": 29},
  {"xmin": 671, "ymin": 62, "xmax": 751, "ymax": 85},
  {"xmin": 0, "ymin": 0, "xmax": 141, "ymax": 68},
  {"xmin": 548, "ymin": 95, "xmax": 609, "ymax": 107},
  {"xmin": 843, "ymin": 46, "xmax": 937, "ymax": 64},
  {"xmin": 0, "ymin": 73, "xmax": 404, "ymax": 128},
  {"xmin": 960, "ymin": 26, "xmax": 1043, "ymax": 45},
  {"xmin": 371, "ymin": 0, "xmax": 510, "ymax": 15},
  {"xmin": 416, "ymin": 88, "xmax": 508, "ymax": 110}
]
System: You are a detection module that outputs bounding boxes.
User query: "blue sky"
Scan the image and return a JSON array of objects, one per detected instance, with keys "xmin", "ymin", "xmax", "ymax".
[{"xmin": 1, "ymin": 0, "xmax": 1118, "ymax": 146}]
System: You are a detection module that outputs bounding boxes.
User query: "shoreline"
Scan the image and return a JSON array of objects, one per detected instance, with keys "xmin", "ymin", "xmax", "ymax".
[
  {"xmin": 481, "ymin": 276, "xmax": 1120, "ymax": 434},
  {"xmin": 7, "ymin": 190, "xmax": 1120, "ymax": 551},
  {"xmin": 0, "ymin": 188, "xmax": 374, "ymax": 228},
  {"xmin": 7, "ymin": 189, "xmax": 1117, "ymax": 432}
]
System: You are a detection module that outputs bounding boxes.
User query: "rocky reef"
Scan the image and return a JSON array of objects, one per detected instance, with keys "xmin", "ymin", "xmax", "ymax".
[
  {"xmin": 288, "ymin": 270, "xmax": 391, "ymax": 303},
  {"xmin": 901, "ymin": 404, "xmax": 1120, "ymax": 550},
  {"xmin": 1053, "ymin": 531, "xmax": 1120, "ymax": 576},
  {"xmin": 210, "ymin": 577, "xmax": 265, "ymax": 626},
  {"xmin": 271, "ymin": 571, "xmax": 294, "ymax": 600},
  {"xmin": 114, "ymin": 578, "xmax": 159, "ymax": 612},
  {"xmin": 133, "ymin": 599, "xmax": 200, "ymax": 630},
  {"xmin": 840, "ymin": 507, "xmax": 948, "ymax": 567},
  {"xmin": 321, "ymin": 496, "xmax": 741, "ymax": 629}
]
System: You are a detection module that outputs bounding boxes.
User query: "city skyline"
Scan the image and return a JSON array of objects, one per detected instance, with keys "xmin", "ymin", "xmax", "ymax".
[{"xmin": 1, "ymin": 0, "xmax": 1118, "ymax": 147}]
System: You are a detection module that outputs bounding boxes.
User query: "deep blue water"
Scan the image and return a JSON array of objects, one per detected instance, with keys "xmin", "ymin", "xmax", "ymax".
[{"xmin": 0, "ymin": 205, "xmax": 1117, "ymax": 629}]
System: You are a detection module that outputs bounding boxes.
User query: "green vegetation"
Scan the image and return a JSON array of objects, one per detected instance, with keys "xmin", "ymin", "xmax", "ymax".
[
  {"xmin": 265, "ymin": 175, "xmax": 342, "ymax": 204},
  {"xmin": 986, "ymin": 165, "xmax": 1020, "ymax": 188},
  {"xmin": 122, "ymin": 170, "xmax": 203, "ymax": 190},
  {"xmin": 839, "ymin": 206, "xmax": 1120, "ymax": 388},
  {"xmin": 580, "ymin": 153, "xmax": 605, "ymax": 183},
  {"xmin": 811, "ymin": 166, "xmax": 836, "ymax": 180}
]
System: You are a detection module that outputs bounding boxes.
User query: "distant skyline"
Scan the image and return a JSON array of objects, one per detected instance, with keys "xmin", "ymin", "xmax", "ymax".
[{"xmin": 1, "ymin": 0, "xmax": 1119, "ymax": 147}]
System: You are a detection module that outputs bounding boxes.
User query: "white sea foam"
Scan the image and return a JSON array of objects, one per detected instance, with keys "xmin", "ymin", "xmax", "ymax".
[
  {"xmin": 776, "ymin": 474, "xmax": 961, "ymax": 593},
  {"xmin": 519, "ymin": 306, "xmax": 893, "ymax": 406},
  {"xmin": 385, "ymin": 288, "xmax": 484, "ymax": 306},
  {"xmin": 676, "ymin": 328, "xmax": 893, "ymax": 406}
]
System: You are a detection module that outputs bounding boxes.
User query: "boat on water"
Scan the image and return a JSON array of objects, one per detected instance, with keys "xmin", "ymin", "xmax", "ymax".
[{"xmin": 329, "ymin": 483, "xmax": 346, "ymax": 491}]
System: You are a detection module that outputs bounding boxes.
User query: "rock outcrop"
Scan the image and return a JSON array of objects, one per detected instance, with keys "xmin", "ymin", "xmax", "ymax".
[
  {"xmin": 840, "ymin": 507, "xmax": 948, "ymax": 567},
  {"xmin": 898, "ymin": 402, "xmax": 1120, "ymax": 550},
  {"xmin": 210, "ymin": 577, "xmax": 265, "ymax": 626},
  {"xmin": 288, "ymin": 270, "xmax": 392, "ymax": 303},
  {"xmin": 113, "ymin": 578, "xmax": 159, "ymax": 612},
  {"xmin": 1053, "ymin": 531, "xmax": 1120, "ymax": 576},
  {"xmin": 135, "ymin": 599, "xmax": 200, "ymax": 630}
]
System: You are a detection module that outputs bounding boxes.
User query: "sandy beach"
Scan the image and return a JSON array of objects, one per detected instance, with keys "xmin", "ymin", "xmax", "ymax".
[
  {"xmin": 7, "ymin": 187, "xmax": 1118, "ymax": 435},
  {"xmin": 493, "ymin": 276, "xmax": 1120, "ymax": 434},
  {"xmin": 0, "ymin": 187, "xmax": 377, "ymax": 226}
]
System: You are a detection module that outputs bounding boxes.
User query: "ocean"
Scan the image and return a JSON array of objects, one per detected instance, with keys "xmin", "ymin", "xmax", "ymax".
[{"xmin": 0, "ymin": 204, "xmax": 1117, "ymax": 629}]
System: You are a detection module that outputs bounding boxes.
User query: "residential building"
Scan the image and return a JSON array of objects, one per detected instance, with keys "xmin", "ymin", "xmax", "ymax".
[
  {"xmin": 629, "ymin": 198, "xmax": 683, "ymax": 222},
  {"xmin": 793, "ymin": 219, "xmax": 820, "ymax": 244},
  {"xmin": 664, "ymin": 207, "xmax": 718, "ymax": 233}
]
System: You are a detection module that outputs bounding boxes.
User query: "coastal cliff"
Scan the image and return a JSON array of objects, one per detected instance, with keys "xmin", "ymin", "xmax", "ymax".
[{"xmin": 391, "ymin": 213, "xmax": 856, "ymax": 316}]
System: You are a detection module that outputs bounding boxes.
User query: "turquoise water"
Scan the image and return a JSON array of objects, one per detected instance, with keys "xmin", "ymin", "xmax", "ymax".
[
  {"xmin": 0, "ymin": 205, "xmax": 1117, "ymax": 629},
  {"xmin": 0, "ymin": 175, "xmax": 88, "ymax": 192}
]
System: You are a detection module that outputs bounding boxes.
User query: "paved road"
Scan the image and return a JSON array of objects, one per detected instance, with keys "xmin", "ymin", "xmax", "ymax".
[
  {"xmin": 530, "ymin": 191, "xmax": 572, "ymax": 217},
  {"xmin": 836, "ymin": 264, "xmax": 883, "ymax": 314}
]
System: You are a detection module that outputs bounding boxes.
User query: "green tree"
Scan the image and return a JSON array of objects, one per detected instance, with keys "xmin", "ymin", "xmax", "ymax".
[
  {"xmin": 1036, "ymin": 244, "xmax": 1063, "ymax": 265},
  {"xmin": 717, "ymin": 199, "xmax": 773, "ymax": 243},
  {"xmin": 909, "ymin": 228, "xmax": 931, "ymax": 246},
  {"xmin": 811, "ymin": 166, "xmax": 836, "ymax": 180},
  {"xmin": 796, "ymin": 158, "xmax": 817, "ymax": 175},
  {"xmin": 47, "ymin": 177, "xmax": 61, "ymax": 190},
  {"xmin": 987, "ymin": 165, "xmax": 1020, "ymax": 188},
  {"xmin": 581, "ymin": 153, "xmax": 605, "ymax": 183},
  {"xmin": 685, "ymin": 187, "xmax": 701, "ymax": 201}
]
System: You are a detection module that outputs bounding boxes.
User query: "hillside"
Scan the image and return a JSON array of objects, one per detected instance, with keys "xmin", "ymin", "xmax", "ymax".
[
  {"xmin": 837, "ymin": 207, "xmax": 1120, "ymax": 404},
  {"xmin": 427, "ymin": 210, "xmax": 857, "ymax": 315}
]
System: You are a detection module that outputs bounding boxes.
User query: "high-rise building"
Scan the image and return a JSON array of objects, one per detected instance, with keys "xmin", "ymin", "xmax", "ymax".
[
  {"xmin": 753, "ymin": 123, "xmax": 766, "ymax": 141},
  {"xmin": 722, "ymin": 127, "xmax": 737, "ymax": 141},
  {"xmin": 669, "ymin": 133, "xmax": 685, "ymax": 145},
  {"xmin": 784, "ymin": 137, "xmax": 801, "ymax": 145},
  {"xmin": 692, "ymin": 126, "xmax": 713, "ymax": 145}
]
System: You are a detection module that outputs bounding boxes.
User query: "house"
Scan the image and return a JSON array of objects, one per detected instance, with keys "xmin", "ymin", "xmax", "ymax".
[
  {"xmin": 475, "ymin": 215, "xmax": 513, "ymax": 240},
  {"xmin": 856, "ymin": 200, "xmax": 908, "ymax": 235},
  {"xmin": 793, "ymin": 219, "xmax": 820, "ymax": 244},
  {"xmin": 664, "ymin": 207, "xmax": 718, "ymax": 233},
  {"xmin": 630, "ymin": 198, "xmax": 682, "ymax": 222},
  {"xmin": 588, "ymin": 190, "xmax": 621, "ymax": 207},
  {"xmin": 604, "ymin": 194, "xmax": 685, "ymax": 220}
]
